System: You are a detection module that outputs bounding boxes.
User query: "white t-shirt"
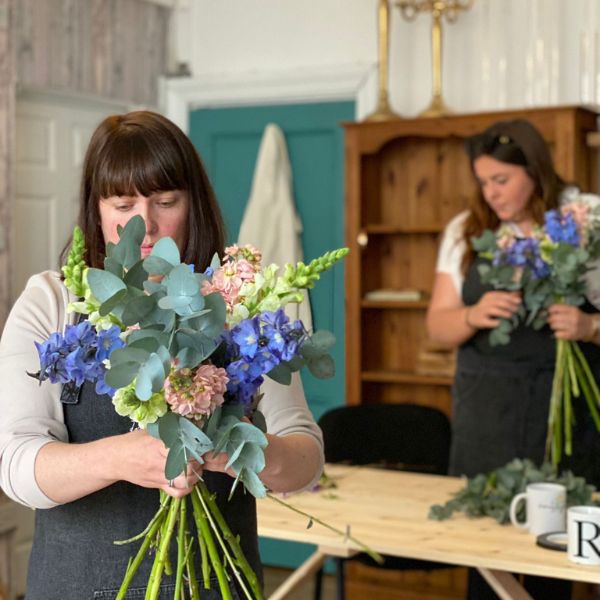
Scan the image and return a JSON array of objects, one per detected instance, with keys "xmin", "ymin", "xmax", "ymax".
[
  {"xmin": 0, "ymin": 271, "xmax": 324, "ymax": 509},
  {"xmin": 435, "ymin": 187, "xmax": 600, "ymax": 309}
]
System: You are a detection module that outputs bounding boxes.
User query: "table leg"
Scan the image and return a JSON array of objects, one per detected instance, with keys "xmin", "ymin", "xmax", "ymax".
[
  {"xmin": 268, "ymin": 550, "xmax": 328, "ymax": 600},
  {"xmin": 478, "ymin": 568, "xmax": 534, "ymax": 600}
]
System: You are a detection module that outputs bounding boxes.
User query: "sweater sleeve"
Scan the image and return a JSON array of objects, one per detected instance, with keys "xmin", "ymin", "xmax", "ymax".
[
  {"xmin": 0, "ymin": 272, "xmax": 74, "ymax": 509},
  {"xmin": 257, "ymin": 372, "xmax": 324, "ymax": 491}
]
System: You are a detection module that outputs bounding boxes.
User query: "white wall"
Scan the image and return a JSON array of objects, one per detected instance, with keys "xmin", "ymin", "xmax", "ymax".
[{"xmin": 170, "ymin": 0, "xmax": 600, "ymax": 120}]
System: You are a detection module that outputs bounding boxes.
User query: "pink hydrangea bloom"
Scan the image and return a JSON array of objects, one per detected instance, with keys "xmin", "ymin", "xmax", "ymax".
[{"xmin": 164, "ymin": 364, "xmax": 228, "ymax": 419}]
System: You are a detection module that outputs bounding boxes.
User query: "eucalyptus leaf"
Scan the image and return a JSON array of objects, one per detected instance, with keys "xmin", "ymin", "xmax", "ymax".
[
  {"xmin": 267, "ymin": 362, "xmax": 292, "ymax": 385},
  {"xmin": 238, "ymin": 468, "xmax": 267, "ymax": 498},
  {"xmin": 122, "ymin": 295, "xmax": 156, "ymax": 326},
  {"xmin": 143, "ymin": 256, "xmax": 175, "ymax": 276},
  {"xmin": 165, "ymin": 444, "xmax": 186, "ymax": 481},
  {"xmin": 99, "ymin": 288, "xmax": 128, "ymax": 316},
  {"xmin": 108, "ymin": 215, "xmax": 145, "ymax": 270},
  {"xmin": 151, "ymin": 237, "xmax": 181, "ymax": 267},
  {"xmin": 135, "ymin": 352, "xmax": 167, "ymax": 400},
  {"xmin": 307, "ymin": 354, "xmax": 335, "ymax": 379},
  {"xmin": 124, "ymin": 260, "xmax": 148, "ymax": 289},
  {"xmin": 109, "ymin": 346, "xmax": 151, "ymax": 366},
  {"xmin": 87, "ymin": 269, "xmax": 127, "ymax": 304},
  {"xmin": 104, "ymin": 362, "xmax": 139, "ymax": 389},
  {"xmin": 178, "ymin": 417, "xmax": 213, "ymax": 463}
]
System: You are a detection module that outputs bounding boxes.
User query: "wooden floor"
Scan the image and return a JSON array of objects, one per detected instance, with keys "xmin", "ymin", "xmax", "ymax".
[{"xmin": 263, "ymin": 566, "xmax": 337, "ymax": 600}]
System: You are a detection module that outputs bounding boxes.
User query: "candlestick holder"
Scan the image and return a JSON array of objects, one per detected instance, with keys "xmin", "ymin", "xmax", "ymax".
[
  {"xmin": 365, "ymin": 0, "xmax": 401, "ymax": 121},
  {"xmin": 396, "ymin": 0, "xmax": 474, "ymax": 117}
]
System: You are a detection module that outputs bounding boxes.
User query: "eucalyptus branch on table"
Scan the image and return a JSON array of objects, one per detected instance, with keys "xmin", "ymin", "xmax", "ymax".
[{"xmin": 429, "ymin": 459, "xmax": 597, "ymax": 524}]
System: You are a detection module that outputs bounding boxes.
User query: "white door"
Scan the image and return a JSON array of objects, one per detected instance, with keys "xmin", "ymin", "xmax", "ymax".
[
  {"xmin": 5, "ymin": 90, "xmax": 129, "ymax": 600},
  {"xmin": 13, "ymin": 90, "xmax": 129, "ymax": 301}
]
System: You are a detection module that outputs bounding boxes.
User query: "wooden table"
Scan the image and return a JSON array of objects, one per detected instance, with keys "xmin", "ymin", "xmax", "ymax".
[{"xmin": 257, "ymin": 465, "xmax": 600, "ymax": 600}]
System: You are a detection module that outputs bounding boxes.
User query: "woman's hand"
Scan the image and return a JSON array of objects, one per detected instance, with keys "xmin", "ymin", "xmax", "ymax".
[
  {"xmin": 467, "ymin": 291, "xmax": 521, "ymax": 329},
  {"xmin": 114, "ymin": 429, "xmax": 201, "ymax": 498},
  {"xmin": 548, "ymin": 304, "xmax": 595, "ymax": 341},
  {"xmin": 201, "ymin": 451, "xmax": 237, "ymax": 479}
]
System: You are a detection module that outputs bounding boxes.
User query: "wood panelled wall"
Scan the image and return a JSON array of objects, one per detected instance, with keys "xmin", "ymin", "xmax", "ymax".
[{"xmin": 0, "ymin": 0, "xmax": 171, "ymax": 329}]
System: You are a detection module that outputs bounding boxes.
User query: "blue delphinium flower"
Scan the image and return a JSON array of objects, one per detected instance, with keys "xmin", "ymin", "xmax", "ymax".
[
  {"xmin": 545, "ymin": 210, "xmax": 580, "ymax": 246},
  {"xmin": 494, "ymin": 237, "xmax": 550, "ymax": 280},
  {"xmin": 96, "ymin": 326, "xmax": 125, "ymax": 362},
  {"xmin": 223, "ymin": 309, "xmax": 308, "ymax": 408},
  {"xmin": 232, "ymin": 318, "xmax": 260, "ymax": 358},
  {"xmin": 34, "ymin": 322, "xmax": 122, "ymax": 395}
]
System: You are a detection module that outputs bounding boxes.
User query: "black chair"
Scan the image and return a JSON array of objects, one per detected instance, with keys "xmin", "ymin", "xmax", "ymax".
[{"xmin": 313, "ymin": 403, "xmax": 454, "ymax": 600}]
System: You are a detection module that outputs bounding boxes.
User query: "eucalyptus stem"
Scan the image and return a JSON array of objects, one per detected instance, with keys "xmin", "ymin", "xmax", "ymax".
[
  {"xmin": 190, "ymin": 489, "xmax": 232, "ymax": 600},
  {"xmin": 563, "ymin": 343, "xmax": 573, "ymax": 457},
  {"xmin": 198, "ymin": 518, "xmax": 210, "ymax": 589},
  {"xmin": 546, "ymin": 339, "xmax": 566, "ymax": 465},
  {"xmin": 173, "ymin": 498, "xmax": 187, "ymax": 600},
  {"xmin": 115, "ymin": 505, "xmax": 167, "ymax": 600},
  {"xmin": 185, "ymin": 541, "xmax": 200, "ymax": 600},
  {"xmin": 572, "ymin": 348, "xmax": 600, "ymax": 430},
  {"xmin": 266, "ymin": 492, "xmax": 384, "ymax": 564},
  {"xmin": 146, "ymin": 497, "xmax": 181, "ymax": 600},
  {"xmin": 572, "ymin": 341, "xmax": 600, "ymax": 408},
  {"xmin": 196, "ymin": 480, "xmax": 262, "ymax": 600},
  {"xmin": 114, "ymin": 492, "xmax": 170, "ymax": 545}
]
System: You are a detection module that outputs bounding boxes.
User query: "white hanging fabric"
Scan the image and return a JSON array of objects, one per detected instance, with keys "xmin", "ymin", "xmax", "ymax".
[{"xmin": 237, "ymin": 123, "xmax": 313, "ymax": 332}]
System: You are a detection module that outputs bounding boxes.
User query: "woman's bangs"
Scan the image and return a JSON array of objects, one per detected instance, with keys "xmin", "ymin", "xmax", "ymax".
[{"xmin": 94, "ymin": 134, "xmax": 187, "ymax": 199}]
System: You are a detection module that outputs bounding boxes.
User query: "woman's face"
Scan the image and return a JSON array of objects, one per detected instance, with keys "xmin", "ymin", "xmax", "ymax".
[
  {"xmin": 473, "ymin": 155, "xmax": 536, "ymax": 228},
  {"xmin": 99, "ymin": 190, "xmax": 189, "ymax": 257}
]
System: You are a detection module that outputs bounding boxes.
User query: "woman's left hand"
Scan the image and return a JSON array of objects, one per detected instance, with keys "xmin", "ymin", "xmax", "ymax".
[
  {"xmin": 548, "ymin": 304, "xmax": 594, "ymax": 341},
  {"xmin": 201, "ymin": 451, "xmax": 237, "ymax": 478}
]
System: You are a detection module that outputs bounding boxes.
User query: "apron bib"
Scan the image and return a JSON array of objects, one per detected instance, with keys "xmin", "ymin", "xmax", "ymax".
[{"xmin": 26, "ymin": 379, "xmax": 262, "ymax": 599}]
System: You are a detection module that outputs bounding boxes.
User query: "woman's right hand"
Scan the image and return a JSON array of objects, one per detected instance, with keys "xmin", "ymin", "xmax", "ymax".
[
  {"xmin": 467, "ymin": 291, "xmax": 521, "ymax": 329},
  {"xmin": 113, "ymin": 429, "xmax": 201, "ymax": 498}
]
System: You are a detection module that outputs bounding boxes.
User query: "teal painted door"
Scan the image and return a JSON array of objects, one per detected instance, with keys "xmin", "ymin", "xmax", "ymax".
[{"xmin": 189, "ymin": 101, "xmax": 354, "ymax": 569}]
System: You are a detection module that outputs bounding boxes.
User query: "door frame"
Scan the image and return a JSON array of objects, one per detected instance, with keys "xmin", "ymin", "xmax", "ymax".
[{"xmin": 159, "ymin": 63, "xmax": 371, "ymax": 133}]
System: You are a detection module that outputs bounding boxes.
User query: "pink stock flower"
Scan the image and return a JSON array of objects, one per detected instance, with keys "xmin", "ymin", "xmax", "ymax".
[
  {"xmin": 561, "ymin": 202, "xmax": 590, "ymax": 244},
  {"xmin": 201, "ymin": 245, "xmax": 263, "ymax": 311},
  {"xmin": 164, "ymin": 364, "xmax": 228, "ymax": 419}
]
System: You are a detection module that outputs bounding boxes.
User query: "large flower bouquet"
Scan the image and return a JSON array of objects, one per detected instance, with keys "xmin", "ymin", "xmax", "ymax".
[
  {"xmin": 32, "ymin": 215, "xmax": 352, "ymax": 599},
  {"xmin": 473, "ymin": 200, "xmax": 600, "ymax": 466}
]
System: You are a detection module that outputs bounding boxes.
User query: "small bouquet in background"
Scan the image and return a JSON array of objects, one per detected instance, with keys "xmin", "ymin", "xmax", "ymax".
[
  {"xmin": 473, "ymin": 200, "xmax": 600, "ymax": 466},
  {"xmin": 32, "ymin": 216, "xmax": 359, "ymax": 600}
]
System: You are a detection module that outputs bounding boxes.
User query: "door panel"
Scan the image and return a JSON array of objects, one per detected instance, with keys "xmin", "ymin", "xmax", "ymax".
[
  {"xmin": 7, "ymin": 91, "xmax": 128, "ymax": 600},
  {"xmin": 189, "ymin": 101, "xmax": 354, "ymax": 569}
]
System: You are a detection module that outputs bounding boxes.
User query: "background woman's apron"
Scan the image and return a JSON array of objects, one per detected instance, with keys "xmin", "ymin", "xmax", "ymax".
[
  {"xmin": 450, "ymin": 257, "xmax": 600, "ymax": 483},
  {"xmin": 25, "ymin": 380, "xmax": 263, "ymax": 599}
]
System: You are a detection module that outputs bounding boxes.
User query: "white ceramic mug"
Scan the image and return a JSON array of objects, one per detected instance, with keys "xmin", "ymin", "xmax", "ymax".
[
  {"xmin": 567, "ymin": 506, "xmax": 600, "ymax": 565},
  {"xmin": 509, "ymin": 483, "xmax": 566, "ymax": 536}
]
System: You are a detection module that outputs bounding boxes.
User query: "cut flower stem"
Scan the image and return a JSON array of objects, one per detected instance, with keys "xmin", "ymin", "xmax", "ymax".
[{"xmin": 546, "ymin": 338, "xmax": 600, "ymax": 467}]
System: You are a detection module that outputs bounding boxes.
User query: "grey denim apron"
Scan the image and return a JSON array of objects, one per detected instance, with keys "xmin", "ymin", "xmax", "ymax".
[
  {"xmin": 450, "ymin": 257, "xmax": 600, "ymax": 483},
  {"xmin": 25, "ymin": 378, "xmax": 263, "ymax": 599}
]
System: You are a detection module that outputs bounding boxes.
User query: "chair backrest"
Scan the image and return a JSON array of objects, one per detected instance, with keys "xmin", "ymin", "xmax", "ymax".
[{"xmin": 318, "ymin": 403, "xmax": 451, "ymax": 475}]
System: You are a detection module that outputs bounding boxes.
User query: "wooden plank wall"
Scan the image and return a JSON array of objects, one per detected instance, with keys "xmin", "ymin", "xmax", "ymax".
[{"xmin": 0, "ymin": 0, "xmax": 171, "ymax": 331}]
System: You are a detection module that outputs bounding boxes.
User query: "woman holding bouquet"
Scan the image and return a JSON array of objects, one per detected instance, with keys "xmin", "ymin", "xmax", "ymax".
[
  {"xmin": 0, "ymin": 111, "xmax": 324, "ymax": 599},
  {"xmin": 427, "ymin": 118, "xmax": 600, "ymax": 599}
]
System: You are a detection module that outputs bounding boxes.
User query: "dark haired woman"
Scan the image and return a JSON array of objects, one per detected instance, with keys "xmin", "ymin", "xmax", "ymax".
[
  {"xmin": 0, "ymin": 111, "xmax": 324, "ymax": 599},
  {"xmin": 427, "ymin": 119, "xmax": 600, "ymax": 599}
]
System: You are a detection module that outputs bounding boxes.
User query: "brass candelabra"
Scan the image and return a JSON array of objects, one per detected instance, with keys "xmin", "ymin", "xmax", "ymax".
[
  {"xmin": 396, "ymin": 0, "xmax": 474, "ymax": 117},
  {"xmin": 365, "ymin": 0, "xmax": 401, "ymax": 121}
]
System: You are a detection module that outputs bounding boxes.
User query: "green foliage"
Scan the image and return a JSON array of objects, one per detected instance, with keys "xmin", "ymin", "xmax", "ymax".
[{"xmin": 429, "ymin": 458, "xmax": 596, "ymax": 524}]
